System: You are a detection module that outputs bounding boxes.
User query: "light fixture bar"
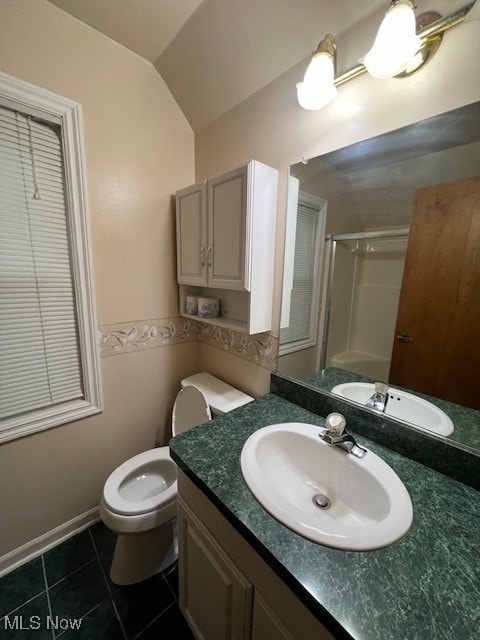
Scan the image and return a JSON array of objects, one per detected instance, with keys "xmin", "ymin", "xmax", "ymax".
[
  {"xmin": 419, "ymin": 0, "xmax": 475, "ymax": 38},
  {"xmin": 334, "ymin": 0, "xmax": 475, "ymax": 87}
]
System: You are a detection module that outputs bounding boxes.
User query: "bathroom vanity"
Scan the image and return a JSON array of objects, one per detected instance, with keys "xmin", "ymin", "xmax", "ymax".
[{"xmin": 170, "ymin": 393, "xmax": 480, "ymax": 640}]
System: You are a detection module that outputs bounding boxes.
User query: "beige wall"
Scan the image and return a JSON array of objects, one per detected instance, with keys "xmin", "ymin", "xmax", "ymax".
[
  {"xmin": 197, "ymin": 342, "xmax": 269, "ymax": 399},
  {"xmin": 194, "ymin": 13, "xmax": 480, "ymax": 396},
  {"xmin": 0, "ymin": 0, "xmax": 196, "ymax": 556},
  {"xmin": 278, "ymin": 349, "xmax": 317, "ymax": 381}
]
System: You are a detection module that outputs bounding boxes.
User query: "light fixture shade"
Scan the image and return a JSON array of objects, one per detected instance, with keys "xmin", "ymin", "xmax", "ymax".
[
  {"xmin": 297, "ymin": 50, "xmax": 338, "ymax": 110},
  {"xmin": 363, "ymin": 0, "xmax": 421, "ymax": 79}
]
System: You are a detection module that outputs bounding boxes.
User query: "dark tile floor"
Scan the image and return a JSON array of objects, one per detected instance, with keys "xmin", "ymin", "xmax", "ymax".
[{"xmin": 0, "ymin": 523, "xmax": 194, "ymax": 639}]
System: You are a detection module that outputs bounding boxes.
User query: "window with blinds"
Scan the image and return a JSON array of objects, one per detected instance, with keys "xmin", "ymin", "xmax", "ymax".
[
  {"xmin": 0, "ymin": 71, "xmax": 102, "ymax": 443},
  {"xmin": 0, "ymin": 106, "xmax": 84, "ymax": 420},
  {"xmin": 279, "ymin": 202, "xmax": 323, "ymax": 352}
]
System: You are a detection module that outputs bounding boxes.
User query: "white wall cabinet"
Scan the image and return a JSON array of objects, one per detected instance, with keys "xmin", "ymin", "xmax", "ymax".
[
  {"xmin": 175, "ymin": 181, "xmax": 208, "ymax": 286},
  {"xmin": 177, "ymin": 471, "xmax": 334, "ymax": 640},
  {"xmin": 175, "ymin": 160, "xmax": 278, "ymax": 334},
  {"xmin": 207, "ymin": 165, "xmax": 248, "ymax": 290}
]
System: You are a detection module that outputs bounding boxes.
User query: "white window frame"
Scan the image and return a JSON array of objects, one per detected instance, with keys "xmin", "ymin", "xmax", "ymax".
[
  {"xmin": 279, "ymin": 190, "xmax": 326, "ymax": 356},
  {"xmin": 0, "ymin": 71, "xmax": 102, "ymax": 443}
]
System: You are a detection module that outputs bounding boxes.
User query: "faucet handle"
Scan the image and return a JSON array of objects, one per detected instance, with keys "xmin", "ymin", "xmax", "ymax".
[
  {"xmin": 374, "ymin": 382, "xmax": 388, "ymax": 396},
  {"xmin": 324, "ymin": 412, "xmax": 346, "ymax": 436}
]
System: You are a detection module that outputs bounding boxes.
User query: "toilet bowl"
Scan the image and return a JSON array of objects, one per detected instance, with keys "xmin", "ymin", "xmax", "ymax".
[{"xmin": 99, "ymin": 373, "xmax": 253, "ymax": 585}]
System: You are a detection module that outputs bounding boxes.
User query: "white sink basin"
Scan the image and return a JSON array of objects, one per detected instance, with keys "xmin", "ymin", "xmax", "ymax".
[
  {"xmin": 331, "ymin": 382, "xmax": 454, "ymax": 436},
  {"xmin": 240, "ymin": 422, "xmax": 413, "ymax": 551}
]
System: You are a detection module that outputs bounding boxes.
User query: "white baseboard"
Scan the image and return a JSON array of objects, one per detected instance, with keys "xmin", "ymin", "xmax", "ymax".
[{"xmin": 0, "ymin": 506, "xmax": 100, "ymax": 578}]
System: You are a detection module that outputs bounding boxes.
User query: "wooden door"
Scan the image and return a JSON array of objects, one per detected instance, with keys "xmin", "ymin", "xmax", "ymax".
[
  {"xmin": 389, "ymin": 176, "xmax": 480, "ymax": 409},
  {"xmin": 176, "ymin": 181, "xmax": 208, "ymax": 285},
  {"xmin": 208, "ymin": 165, "xmax": 247, "ymax": 290}
]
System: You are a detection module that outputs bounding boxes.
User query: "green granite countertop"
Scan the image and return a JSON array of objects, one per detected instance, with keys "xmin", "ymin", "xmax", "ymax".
[{"xmin": 170, "ymin": 394, "xmax": 480, "ymax": 640}]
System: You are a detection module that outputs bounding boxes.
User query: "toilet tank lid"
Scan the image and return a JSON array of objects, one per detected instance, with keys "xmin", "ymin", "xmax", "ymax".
[{"xmin": 181, "ymin": 373, "xmax": 254, "ymax": 414}]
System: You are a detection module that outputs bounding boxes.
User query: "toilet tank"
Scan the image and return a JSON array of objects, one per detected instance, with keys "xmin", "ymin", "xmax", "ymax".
[{"xmin": 181, "ymin": 373, "xmax": 254, "ymax": 415}]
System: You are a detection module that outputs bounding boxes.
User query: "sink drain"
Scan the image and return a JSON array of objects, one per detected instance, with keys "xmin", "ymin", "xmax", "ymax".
[{"xmin": 313, "ymin": 494, "xmax": 331, "ymax": 509}]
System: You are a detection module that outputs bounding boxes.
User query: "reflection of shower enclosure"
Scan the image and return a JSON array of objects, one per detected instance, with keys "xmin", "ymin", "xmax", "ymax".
[{"xmin": 323, "ymin": 230, "xmax": 408, "ymax": 381}]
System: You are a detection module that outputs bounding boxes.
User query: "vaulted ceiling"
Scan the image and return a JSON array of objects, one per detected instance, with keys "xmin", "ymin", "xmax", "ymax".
[
  {"xmin": 47, "ymin": 0, "xmax": 386, "ymax": 129},
  {"xmin": 46, "ymin": 0, "xmax": 470, "ymax": 130}
]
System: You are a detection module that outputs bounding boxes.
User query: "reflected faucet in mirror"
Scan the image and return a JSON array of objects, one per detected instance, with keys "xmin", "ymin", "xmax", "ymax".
[
  {"xmin": 331, "ymin": 378, "xmax": 454, "ymax": 437},
  {"xmin": 365, "ymin": 383, "xmax": 389, "ymax": 413}
]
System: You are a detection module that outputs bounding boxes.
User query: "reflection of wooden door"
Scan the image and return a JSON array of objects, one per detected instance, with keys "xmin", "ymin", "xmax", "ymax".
[{"xmin": 389, "ymin": 176, "xmax": 480, "ymax": 410}]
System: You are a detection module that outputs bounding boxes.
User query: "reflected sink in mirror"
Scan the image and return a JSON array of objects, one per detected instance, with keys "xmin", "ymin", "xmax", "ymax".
[
  {"xmin": 331, "ymin": 382, "xmax": 454, "ymax": 437},
  {"xmin": 240, "ymin": 422, "xmax": 413, "ymax": 551}
]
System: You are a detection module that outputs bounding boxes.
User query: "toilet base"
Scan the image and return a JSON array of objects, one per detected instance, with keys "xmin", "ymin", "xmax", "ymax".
[{"xmin": 110, "ymin": 519, "xmax": 178, "ymax": 585}]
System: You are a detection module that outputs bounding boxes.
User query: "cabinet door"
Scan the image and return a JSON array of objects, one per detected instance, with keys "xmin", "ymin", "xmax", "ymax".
[
  {"xmin": 178, "ymin": 499, "xmax": 252, "ymax": 640},
  {"xmin": 252, "ymin": 592, "xmax": 296, "ymax": 640},
  {"xmin": 176, "ymin": 182, "xmax": 208, "ymax": 285},
  {"xmin": 208, "ymin": 165, "xmax": 248, "ymax": 290}
]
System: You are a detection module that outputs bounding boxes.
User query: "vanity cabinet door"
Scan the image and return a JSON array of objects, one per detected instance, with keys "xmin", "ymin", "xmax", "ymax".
[
  {"xmin": 176, "ymin": 181, "xmax": 208, "ymax": 286},
  {"xmin": 178, "ymin": 498, "xmax": 253, "ymax": 640},
  {"xmin": 251, "ymin": 591, "xmax": 296, "ymax": 640},
  {"xmin": 207, "ymin": 165, "xmax": 248, "ymax": 290}
]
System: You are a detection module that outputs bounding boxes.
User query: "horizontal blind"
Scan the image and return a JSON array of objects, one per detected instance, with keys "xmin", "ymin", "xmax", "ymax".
[
  {"xmin": 280, "ymin": 204, "xmax": 319, "ymax": 346},
  {"xmin": 0, "ymin": 106, "xmax": 83, "ymax": 420}
]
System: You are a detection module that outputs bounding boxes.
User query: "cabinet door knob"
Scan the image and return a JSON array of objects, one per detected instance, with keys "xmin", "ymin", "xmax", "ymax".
[
  {"xmin": 207, "ymin": 246, "xmax": 212, "ymax": 266},
  {"xmin": 396, "ymin": 331, "xmax": 414, "ymax": 343}
]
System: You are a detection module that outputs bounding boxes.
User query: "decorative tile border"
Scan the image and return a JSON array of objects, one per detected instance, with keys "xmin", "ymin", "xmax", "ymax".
[
  {"xmin": 196, "ymin": 322, "xmax": 278, "ymax": 371},
  {"xmin": 98, "ymin": 317, "xmax": 278, "ymax": 371},
  {"xmin": 98, "ymin": 317, "xmax": 197, "ymax": 357}
]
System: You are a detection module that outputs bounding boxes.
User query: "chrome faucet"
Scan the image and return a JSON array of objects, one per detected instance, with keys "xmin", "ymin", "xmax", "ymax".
[
  {"xmin": 320, "ymin": 413, "xmax": 367, "ymax": 459},
  {"xmin": 366, "ymin": 382, "xmax": 389, "ymax": 413}
]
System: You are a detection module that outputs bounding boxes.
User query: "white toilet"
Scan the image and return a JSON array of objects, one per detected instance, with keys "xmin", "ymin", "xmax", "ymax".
[{"xmin": 99, "ymin": 373, "xmax": 253, "ymax": 585}]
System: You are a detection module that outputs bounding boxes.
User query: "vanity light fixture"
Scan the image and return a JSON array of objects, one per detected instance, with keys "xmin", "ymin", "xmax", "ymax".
[
  {"xmin": 297, "ymin": 0, "xmax": 476, "ymax": 110},
  {"xmin": 363, "ymin": 0, "xmax": 421, "ymax": 79},
  {"xmin": 296, "ymin": 34, "xmax": 338, "ymax": 110}
]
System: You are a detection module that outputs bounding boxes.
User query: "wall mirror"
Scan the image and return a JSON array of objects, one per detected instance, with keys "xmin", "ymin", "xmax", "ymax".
[{"xmin": 278, "ymin": 100, "xmax": 480, "ymax": 452}]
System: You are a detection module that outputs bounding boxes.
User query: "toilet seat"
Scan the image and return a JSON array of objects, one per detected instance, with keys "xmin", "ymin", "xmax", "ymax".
[
  {"xmin": 172, "ymin": 385, "xmax": 211, "ymax": 435},
  {"xmin": 103, "ymin": 448, "xmax": 177, "ymax": 516}
]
